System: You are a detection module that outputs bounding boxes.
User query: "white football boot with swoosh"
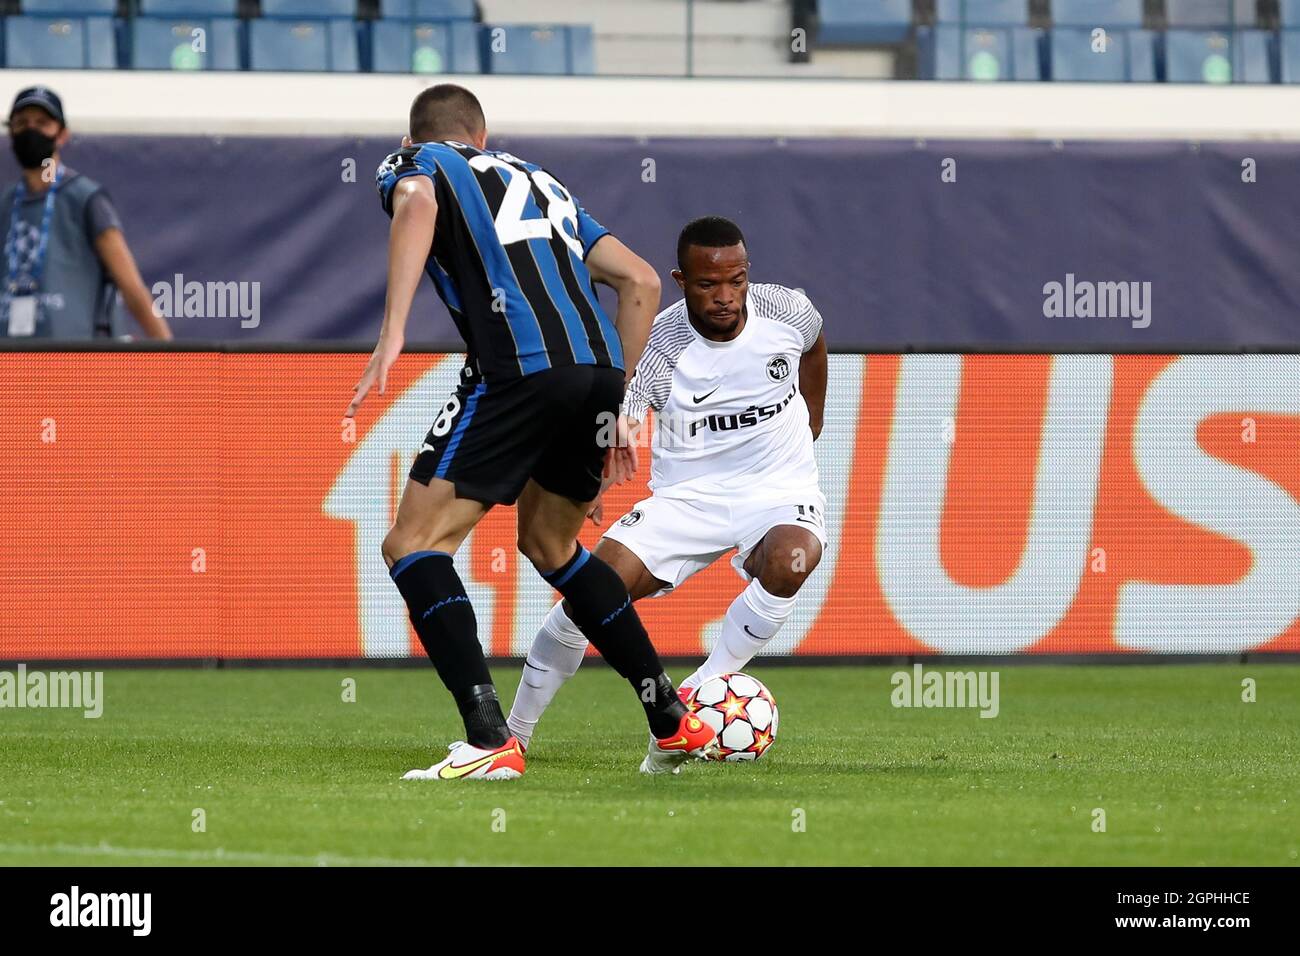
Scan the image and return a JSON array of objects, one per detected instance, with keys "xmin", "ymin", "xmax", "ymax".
[{"xmin": 402, "ymin": 737, "xmax": 526, "ymax": 781}]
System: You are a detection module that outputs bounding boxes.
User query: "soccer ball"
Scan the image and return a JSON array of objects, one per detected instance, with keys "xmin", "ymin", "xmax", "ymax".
[{"xmin": 684, "ymin": 672, "xmax": 778, "ymax": 761}]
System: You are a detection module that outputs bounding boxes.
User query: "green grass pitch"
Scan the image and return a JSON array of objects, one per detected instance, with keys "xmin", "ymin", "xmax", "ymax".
[{"xmin": 1, "ymin": 665, "xmax": 1296, "ymax": 866}]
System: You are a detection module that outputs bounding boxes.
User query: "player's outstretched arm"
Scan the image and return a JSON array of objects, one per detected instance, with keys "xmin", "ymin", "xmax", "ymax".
[
  {"xmin": 801, "ymin": 330, "xmax": 828, "ymax": 440},
  {"xmin": 346, "ymin": 177, "xmax": 438, "ymax": 418},
  {"xmin": 584, "ymin": 235, "xmax": 661, "ymax": 378}
]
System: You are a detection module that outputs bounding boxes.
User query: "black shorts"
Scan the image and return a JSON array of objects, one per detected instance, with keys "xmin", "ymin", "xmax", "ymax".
[{"xmin": 409, "ymin": 363, "xmax": 625, "ymax": 505}]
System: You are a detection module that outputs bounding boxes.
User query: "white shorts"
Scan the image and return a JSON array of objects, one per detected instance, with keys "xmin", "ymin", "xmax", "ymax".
[{"xmin": 602, "ymin": 490, "xmax": 828, "ymax": 596}]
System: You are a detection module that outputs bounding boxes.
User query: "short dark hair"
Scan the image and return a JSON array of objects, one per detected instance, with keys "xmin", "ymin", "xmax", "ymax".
[
  {"xmin": 676, "ymin": 216, "xmax": 746, "ymax": 270},
  {"xmin": 409, "ymin": 84, "xmax": 486, "ymax": 143}
]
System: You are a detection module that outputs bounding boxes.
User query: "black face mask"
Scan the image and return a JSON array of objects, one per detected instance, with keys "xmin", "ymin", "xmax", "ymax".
[{"xmin": 11, "ymin": 128, "xmax": 57, "ymax": 170}]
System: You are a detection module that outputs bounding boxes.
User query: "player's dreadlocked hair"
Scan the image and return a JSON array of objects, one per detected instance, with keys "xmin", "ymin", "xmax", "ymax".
[
  {"xmin": 676, "ymin": 216, "xmax": 747, "ymax": 270},
  {"xmin": 409, "ymin": 83, "xmax": 486, "ymax": 143}
]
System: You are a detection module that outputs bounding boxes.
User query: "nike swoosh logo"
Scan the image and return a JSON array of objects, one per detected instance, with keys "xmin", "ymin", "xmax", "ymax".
[
  {"xmin": 657, "ymin": 736, "xmax": 690, "ymax": 750},
  {"xmin": 743, "ymin": 625, "xmax": 763, "ymax": 639},
  {"xmin": 419, "ymin": 443, "xmax": 436, "ymax": 454},
  {"xmin": 438, "ymin": 752, "xmax": 502, "ymax": 779},
  {"xmin": 692, "ymin": 386, "xmax": 720, "ymax": 404}
]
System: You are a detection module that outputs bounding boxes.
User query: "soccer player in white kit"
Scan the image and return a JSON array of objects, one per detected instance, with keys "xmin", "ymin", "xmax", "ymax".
[{"xmin": 508, "ymin": 216, "xmax": 828, "ymax": 763}]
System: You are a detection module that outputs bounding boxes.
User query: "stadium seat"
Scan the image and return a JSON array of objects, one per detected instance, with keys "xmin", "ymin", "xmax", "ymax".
[
  {"xmin": 1163, "ymin": 0, "xmax": 1256, "ymax": 28},
  {"xmin": 480, "ymin": 24, "xmax": 594, "ymax": 75},
  {"xmin": 1127, "ymin": 29, "xmax": 1158, "ymax": 80},
  {"xmin": 261, "ymin": 0, "xmax": 357, "ymax": 18},
  {"xmin": 20, "ymin": 0, "xmax": 114, "ymax": 13},
  {"xmin": 248, "ymin": 19, "xmax": 359, "ymax": 71},
  {"xmin": 139, "ymin": 0, "xmax": 237, "ymax": 14},
  {"xmin": 1049, "ymin": 27, "xmax": 1156, "ymax": 81},
  {"xmin": 3, "ymin": 15, "xmax": 117, "ymax": 68},
  {"xmin": 568, "ymin": 23, "xmax": 594, "ymax": 74},
  {"xmin": 1050, "ymin": 1, "xmax": 1142, "ymax": 28},
  {"xmin": 816, "ymin": 0, "xmax": 911, "ymax": 44},
  {"xmin": 1279, "ymin": 30, "xmax": 1300, "ymax": 80},
  {"xmin": 1163, "ymin": 29, "xmax": 1273, "ymax": 83},
  {"xmin": 934, "ymin": 0, "xmax": 1029, "ymax": 26},
  {"xmin": 381, "ymin": 0, "xmax": 476, "ymax": 19},
  {"xmin": 1280, "ymin": 1, "xmax": 1300, "ymax": 27},
  {"xmin": 130, "ymin": 16, "xmax": 241, "ymax": 71},
  {"xmin": 371, "ymin": 18, "xmax": 480, "ymax": 73},
  {"xmin": 916, "ymin": 25, "xmax": 1043, "ymax": 80}
]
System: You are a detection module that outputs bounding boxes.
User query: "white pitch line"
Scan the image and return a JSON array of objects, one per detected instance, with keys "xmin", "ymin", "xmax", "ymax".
[{"xmin": 0, "ymin": 842, "xmax": 493, "ymax": 867}]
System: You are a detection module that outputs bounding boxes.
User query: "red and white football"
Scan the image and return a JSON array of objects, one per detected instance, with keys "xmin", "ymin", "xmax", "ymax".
[{"xmin": 684, "ymin": 672, "xmax": 778, "ymax": 761}]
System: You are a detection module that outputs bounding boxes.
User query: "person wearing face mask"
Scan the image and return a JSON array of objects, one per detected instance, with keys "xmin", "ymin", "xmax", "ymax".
[{"xmin": 3, "ymin": 86, "xmax": 171, "ymax": 340}]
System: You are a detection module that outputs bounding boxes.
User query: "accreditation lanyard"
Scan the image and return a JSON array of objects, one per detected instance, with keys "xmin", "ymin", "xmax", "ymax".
[{"xmin": 6, "ymin": 166, "xmax": 62, "ymax": 295}]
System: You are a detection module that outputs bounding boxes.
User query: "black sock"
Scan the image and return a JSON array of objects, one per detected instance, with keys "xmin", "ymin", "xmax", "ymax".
[
  {"xmin": 542, "ymin": 545, "xmax": 686, "ymax": 738},
  {"xmin": 457, "ymin": 684, "xmax": 509, "ymax": 750},
  {"xmin": 389, "ymin": 551, "xmax": 508, "ymax": 749}
]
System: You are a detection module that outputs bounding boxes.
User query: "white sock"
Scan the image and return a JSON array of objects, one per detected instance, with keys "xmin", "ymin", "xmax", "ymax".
[
  {"xmin": 506, "ymin": 602, "xmax": 589, "ymax": 749},
  {"xmin": 682, "ymin": 579, "xmax": 796, "ymax": 691}
]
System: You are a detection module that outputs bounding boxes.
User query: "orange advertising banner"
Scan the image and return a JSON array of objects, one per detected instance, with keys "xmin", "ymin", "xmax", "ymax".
[{"xmin": 1, "ymin": 351, "xmax": 1296, "ymax": 659}]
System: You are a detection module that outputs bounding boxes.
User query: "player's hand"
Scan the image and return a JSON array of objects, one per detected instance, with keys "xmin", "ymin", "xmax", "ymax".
[
  {"xmin": 586, "ymin": 496, "xmax": 604, "ymax": 526},
  {"xmin": 592, "ymin": 448, "xmax": 620, "ymax": 508},
  {"xmin": 609, "ymin": 414, "xmax": 639, "ymax": 484},
  {"xmin": 346, "ymin": 333, "xmax": 404, "ymax": 418}
]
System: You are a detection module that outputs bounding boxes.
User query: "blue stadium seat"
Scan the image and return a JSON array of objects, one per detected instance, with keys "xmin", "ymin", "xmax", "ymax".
[
  {"xmin": 1124, "ymin": 28, "xmax": 1157, "ymax": 81},
  {"xmin": 480, "ymin": 24, "xmax": 594, "ymax": 75},
  {"xmin": 917, "ymin": 25, "xmax": 1043, "ymax": 80},
  {"xmin": 4, "ymin": 15, "xmax": 117, "ymax": 68},
  {"xmin": 1164, "ymin": 1, "xmax": 1256, "ymax": 28},
  {"xmin": 816, "ymin": 0, "xmax": 911, "ymax": 44},
  {"xmin": 1050, "ymin": 1, "xmax": 1142, "ymax": 28},
  {"xmin": 1163, "ymin": 29, "xmax": 1273, "ymax": 83},
  {"xmin": 248, "ymin": 19, "xmax": 359, "ymax": 71},
  {"xmin": 371, "ymin": 19, "xmax": 480, "ymax": 73},
  {"xmin": 139, "ymin": 0, "xmax": 238, "ymax": 14},
  {"xmin": 381, "ymin": 0, "xmax": 476, "ymax": 19},
  {"xmin": 1049, "ymin": 27, "xmax": 1156, "ymax": 81},
  {"xmin": 261, "ymin": 0, "xmax": 356, "ymax": 18},
  {"xmin": 935, "ymin": 0, "xmax": 1029, "ymax": 26},
  {"xmin": 130, "ymin": 17, "xmax": 241, "ymax": 70},
  {"xmin": 20, "ymin": 1, "xmax": 114, "ymax": 13},
  {"xmin": 1279, "ymin": 30, "xmax": 1300, "ymax": 80},
  {"xmin": 1279, "ymin": 1, "xmax": 1300, "ymax": 27},
  {"xmin": 568, "ymin": 23, "xmax": 594, "ymax": 73}
]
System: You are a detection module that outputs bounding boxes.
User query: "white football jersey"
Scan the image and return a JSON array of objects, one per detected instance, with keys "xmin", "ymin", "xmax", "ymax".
[{"xmin": 622, "ymin": 283, "xmax": 823, "ymax": 503}]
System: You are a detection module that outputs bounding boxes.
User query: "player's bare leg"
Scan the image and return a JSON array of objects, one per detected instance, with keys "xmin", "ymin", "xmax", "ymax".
[
  {"xmin": 514, "ymin": 481, "xmax": 715, "ymax": 771},
  {"xmin": 507, "ymin": 537, "xmax": 667, "ymax": 750},
  {"xmin": 384, "ymin": 478, "xmax": 525, "ymax": 781},
  {"xmin": 382, "ymin": 475, "xmax": 486, "ymax": 561},
  {"xmin": 679, "ymin": 523, "xmax": 823, "ymax": 693},
  {"xmin": 589, "ymin": 537, "xmax": 671, "ymax": 603},
  {"xmin": 742, "ymin": 523, "xmax": 824, "ymax": 596}
]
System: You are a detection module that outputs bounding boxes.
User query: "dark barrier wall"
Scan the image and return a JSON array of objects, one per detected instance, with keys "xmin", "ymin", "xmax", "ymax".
[{"xmin": 4, "ymin": 137, "xmax": 1299, "ymax": 346}]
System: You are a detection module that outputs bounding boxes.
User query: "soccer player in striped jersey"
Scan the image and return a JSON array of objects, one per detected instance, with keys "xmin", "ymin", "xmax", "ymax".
[
  {"xmin": 347, "ymin": 85, "xmax": 716, "ymax": 780},
  {"xmin": 507, "ymin": 217, "xmax": 829, "ymax": 765}
]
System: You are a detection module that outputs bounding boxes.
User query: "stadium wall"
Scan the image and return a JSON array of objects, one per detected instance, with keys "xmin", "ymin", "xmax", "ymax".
[
  {"xmin": 2, "ymin": 349, "xmax": 1296, "ymax": 661},
  {"xmin": 3, "ymin": 134, "xmax": 1300, "ymax": 348}
]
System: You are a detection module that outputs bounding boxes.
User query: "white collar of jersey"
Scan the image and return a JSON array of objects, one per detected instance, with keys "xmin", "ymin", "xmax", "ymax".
[{"xmin": 686, "ymin": 306, "xmax": 753, "ymax": 349}]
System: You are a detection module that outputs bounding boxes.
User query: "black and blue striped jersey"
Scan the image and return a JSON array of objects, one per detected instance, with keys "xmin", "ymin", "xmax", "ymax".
[{"xmin": 376, "ymin": 140, "xmax": 623, "ymax": 381}]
